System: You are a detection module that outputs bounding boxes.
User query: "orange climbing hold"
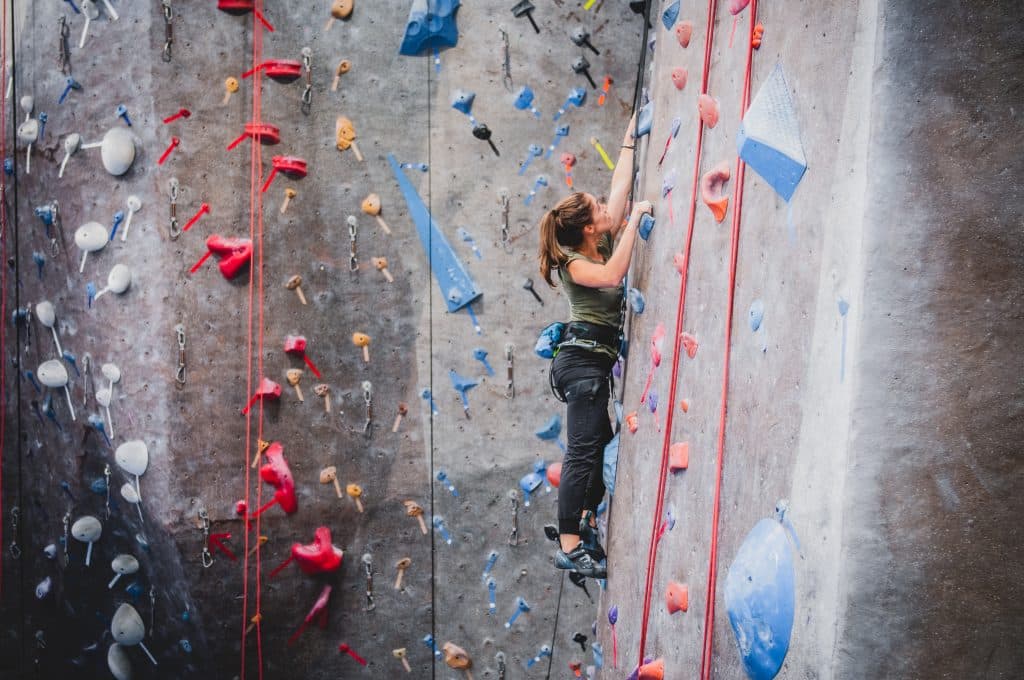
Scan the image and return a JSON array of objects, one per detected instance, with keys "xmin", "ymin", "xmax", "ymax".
[
  {"xmin": 666, "ymin": 581, "xmax": 689, "ymax": 614},
  {"xmin": 675, "ymin": 21, "xmax": 693, "ymax": 48},
  {"xmin": 669, "ymin": 442, "xmax": 689, "ymax": 472},
  {"xmin": 638, "ymin": 658, "xmax": 665, "ymax": 680},
  {"xmin": 697, "ymin": 93, "xmax": 719, "ymax": 129},
  {"xmin": 626, "ymin": 411, "xmax": 639, "ymax": 434},
  {"xmin": 671, "ymin": 67, "xmax": 687, "ymax": 90},
  {"xmin": 681, "ymin": 332, "xmax": 699, "ymax": 358},
  {"xmin": 700, "ymin": 161, "xmax": 731, "ymax": 222},
  {"xmin": 752, "ymin": 22, "xmax": 765, "ymax": 48},
  {"xmin": 679, "ymin": 398, "xmax": 690, "ymax": 413}
]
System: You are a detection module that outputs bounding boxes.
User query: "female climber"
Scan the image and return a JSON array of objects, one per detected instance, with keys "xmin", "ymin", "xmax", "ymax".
[{"xmin": 537, "ymin": 113, "xmax": 652, "ymax": 579}]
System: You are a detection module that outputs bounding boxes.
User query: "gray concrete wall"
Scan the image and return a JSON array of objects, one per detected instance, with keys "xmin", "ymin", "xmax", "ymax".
[
  {"xmin": 602, "ymin": 0, "xmax": 1023, "ymax": 678},
  {"xmin": 0, "ymin": 1, "xmax": 642, "ymax": 678}
]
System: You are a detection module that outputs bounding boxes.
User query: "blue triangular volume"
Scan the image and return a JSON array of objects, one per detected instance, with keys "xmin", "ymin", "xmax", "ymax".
[
  {"xmin": 737, "ymin": 64, "xmax": 807, "ymax": 202},
  {"xmin": 387, "ymin": 154, "xmax": 482, "ymax": 312},
  {"xmin": 399, "ymin": 0, "xmax": 461, "ymax": 56}
]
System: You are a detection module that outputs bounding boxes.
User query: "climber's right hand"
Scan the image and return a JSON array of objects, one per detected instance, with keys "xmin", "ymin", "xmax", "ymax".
[{"xmin": 630, "ymin": 201, "xmax": 653, "ymax": 221}]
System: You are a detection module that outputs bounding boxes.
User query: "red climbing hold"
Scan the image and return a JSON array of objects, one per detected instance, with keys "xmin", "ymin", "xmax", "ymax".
[
  {"xmin": 626, "ymin": 411, "xmax": 639, "ymax": 434},
  {"xmin": 671, "ymin": 67, "xmax": 687, "ymax": 90},
  {"xmin": 675, "ymin": 21, "xmax": 693, "ymax": 48},
  {"xmin": 546, "ymin": 462, "xmax": 562, "ymax": 488},
  {"xmin": 700, "ymin": 161, "xmax": 731, "ymax": 223},
  {"xmin": 673, "ymin": 252, "xmax": 687, "ymax": 275},
  {"xmin": 697, "ymin": 94, "xmax": 720, "ymax": 129},
  {"xmin": 251, "ymin": 442, "xmax": 297, "ymax": 517},
  {"xmin": 681, "ymin": 333, "xmax": 699, "ymax": 359},
  {"xmin": 666, "ymin": 581, "xmax": 689, "ymax": 614},
  {"xmin": 293, "ymin": 526, "xmax": 344, "ymax": 575},
  {"xmin": 638, "ymin": 658, "xmax": 665, "ymax": 680},
  {"xmin": 204, "ymin": 235, "xmax": 253, "ymax": 279},
  {"xmin": 669, "ymin": 442, "xmax": 689, "ymax": 472},
  {"xmin": 752, "ymin": 22, "xmax": 765, "ymax": 49},
  {"xmin": 729, "ymin": 0, "xmax": 751, "ymax": 14}
]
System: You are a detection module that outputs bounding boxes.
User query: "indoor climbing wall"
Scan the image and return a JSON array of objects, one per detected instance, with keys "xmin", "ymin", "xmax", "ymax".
[
  {"xmin": 602, "ymin": 0, "xmax": 1023, "ymax": 679},
  {"xmin": 0, "ymin": 1, "xmax": 644, "ymax": 678}
]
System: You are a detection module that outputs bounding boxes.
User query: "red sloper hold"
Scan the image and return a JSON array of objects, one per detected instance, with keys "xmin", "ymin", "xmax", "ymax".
[
  {"xmin": 252, "ymin": 442, "xmax": 297, "ymax": 516},
  {"xmin": 681, "ymin": 333, "xmax": 699, "ymax": 359},
  {"xmin": 675, "ymin": 21, "xmax": 693, "ymax": 48},
  {"xmin": 205, "ymin": 235, "xmax": 253, "ymax": 279},
  {"xmin": 293, "ymin": 526, "xmax": 344, "ymax": 575},
  {"xmin": 546, "ymin": 462, "xmax": 562, "ymax": 488},
  {"xmin": 671, "ymin": 67, "xmax": 688, "ymax": 90}
]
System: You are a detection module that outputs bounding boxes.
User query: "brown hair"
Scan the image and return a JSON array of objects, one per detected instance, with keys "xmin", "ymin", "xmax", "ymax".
[{"xmin": 538, "ymin": 192, "xmax": 593, "ymax": 287}]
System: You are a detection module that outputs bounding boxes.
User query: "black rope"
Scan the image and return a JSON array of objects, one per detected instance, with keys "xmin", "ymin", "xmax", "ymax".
[{"xmin": 544, "ymin": 572, "xmax": 566, "ymax": 680}]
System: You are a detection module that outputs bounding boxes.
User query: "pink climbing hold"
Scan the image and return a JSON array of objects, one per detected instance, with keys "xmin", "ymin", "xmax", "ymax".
[
  {"xmin": 697, "ymin": 94, "xmax": 719, "ymax": 129},
  {"xmin": 681, "ymin": 332, "xmax": 699, "ymax": 359},
  {"xmin": 675, "ymin": 21, "xmax": 693, "ymax": 48},
  {"xmin": 701, "ymin": 161, "xmax": 731, "ymax": 223},
  {"xmin": 673, "ymin": 252, "xmax": 686, "ymax": 275},
  {"xmin": 671, "ymin": 67, "xmax": 687, "ymax": 90},
  {"xmin": 729, "ymin": 0, "xmax": 751, "ymax": 15}
]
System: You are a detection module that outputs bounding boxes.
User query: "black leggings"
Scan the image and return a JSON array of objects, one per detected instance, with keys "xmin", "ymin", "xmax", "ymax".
[{"xmin": 551, "ymin": 348, "xmax": 615, "ymax": 536}]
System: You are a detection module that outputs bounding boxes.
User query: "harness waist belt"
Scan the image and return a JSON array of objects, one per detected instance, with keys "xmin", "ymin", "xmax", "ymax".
[{"xmin": 563, "ymin": 321, "xmax": 620, "ymax": 349}]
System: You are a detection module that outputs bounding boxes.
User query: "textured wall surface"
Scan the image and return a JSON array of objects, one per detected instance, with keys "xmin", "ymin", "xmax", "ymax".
[
  {"xmin": 602, "ymin": 0, "xmax": 1023, "ymax": 678},
  {"xmin": 0, "ymin": 1, "xmax": 642, "ymax": 678}
]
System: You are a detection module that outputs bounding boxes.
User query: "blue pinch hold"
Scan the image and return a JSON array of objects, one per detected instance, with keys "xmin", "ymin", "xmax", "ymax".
[
  {"xmin": 451, "ymin": 89, "xmax": 475, "ymax": 115},
  {"xmin": 638, "ymin": 213, "xmax": 656, "ymax": 241},
  {"xmin": 399, "ymin": 0, "xmax": 461, "ymax": 56},
  {"xmin": 661, "ymin": 0, "xmax": 680, "ymax": 30},
  {"xmin": 749, "ymin": 299, "xmax": 765, "ymax": 332}
]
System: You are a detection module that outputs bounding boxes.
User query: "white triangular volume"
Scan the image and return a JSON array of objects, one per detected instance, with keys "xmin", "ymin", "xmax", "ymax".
[{"xmin": 743, "ymin": 63, "xmax": 806, "ymax": 166}]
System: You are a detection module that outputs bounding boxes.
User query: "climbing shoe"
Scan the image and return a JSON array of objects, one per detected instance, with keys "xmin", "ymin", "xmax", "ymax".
[
  {"xmin": 554, "ymin": 545, "xmax": 607, "ymax": 579},
  {"xmin": 543, "ymin": 523, "xmax": 606, "ymax": 562}
]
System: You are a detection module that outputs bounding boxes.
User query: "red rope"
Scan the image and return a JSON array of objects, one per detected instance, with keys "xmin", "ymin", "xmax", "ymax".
[
  {"xmin": 240, "ymin": 4, "xmax": 267, "ymax": 678},
  {"xmin": 700, "ymin": 4, "xmax": 756, "ymax": 677},
  {"xmin": 636, "ymin": 0, "xmax": 719, "ymax": 662}
]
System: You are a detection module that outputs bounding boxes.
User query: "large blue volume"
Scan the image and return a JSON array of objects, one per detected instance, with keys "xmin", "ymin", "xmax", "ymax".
[
  {"xmin": 737, "ymin": 63, "xmax": 807, "ymax": 202},
  {"xmin": 724, "ymin": 517, "xmax": 796, "ymax": 680},
  {"xmin": 388, "ymin": 153, "xmax": 482, "ymax": 312},
  {"xmin": 399, "ymin": 0, "xmax": 461, "ymax": 56}
]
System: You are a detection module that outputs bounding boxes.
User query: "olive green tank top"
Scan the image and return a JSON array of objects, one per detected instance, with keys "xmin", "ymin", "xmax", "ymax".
[{"xmin": 558, "ymin": 234, "xmax": 623, "ymax": 358}]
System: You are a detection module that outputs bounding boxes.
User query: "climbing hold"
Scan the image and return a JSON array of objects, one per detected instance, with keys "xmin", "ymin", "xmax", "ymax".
[
  {"xmin": 681, "ymin": 332, "xmax": 699, "ymax": 358},
  {"xmin": 675, "ymin": 21, "xmax": 693, "ymax": 47},
  {"xmin": 628, "ymin": 288, "xmax": 646, "ymax": 314},
  {"xmin": 250, "ymin": 442, "xmax": 297, "ymax": 517},
  {"xmin": 200, "ymin": 235, "xmax": 252, "ymax": 279},
  {"xmin": 752, "ymin": 22, "xmax": 764, "ymax": 48},
  {"xmin": 725, "ymin": 517, "xmax": 796, "ymax": 680},
  {"xmin": 639, "ymin": 213, "xmax": 656, "ymax": 241},
  {"xmin": 625, "ymin": 411, "xmax": 638, "ymax": 434},
  {"xmin": 700, "ymin": 161, "xmax": 731, "ymax": 222},
  {"xmin": 729, "ymin": 0, "xmax": 751, "ymax": 14},
  {"xmin": 546, "ymin": 461, "xmax": 562, "ymax": 488},
  {"xmin": 749, "ymin": 299, "xmax": 765, "ymax": 332},
  {"xmin": 635, "ymin": 100, "xmax": 654, "ymax": 138},
  {"xmin": 737, "ymin": 64, "xmax": 807, "ymax": 202},
  {"xmin": 288, "ymin": 527, "xmax": 343, "ymax": 576},
  {"xmin": 697, "ymin": 93, "xmax": 720, "ymax": 129},
  {"xmin": 399, "ymin": 0, "xmax": 461, "ymax": 56},
  {"xmin": 680, "ymin": 398, "xmax": 690, "ymax": 413},
  {"xmin": 671, "ymin": 67, "xmax": 687, "ymax": 90},
  {"xmin": 661, "ymin": 0, "xmax": 679, "ymax": 30},
  {"xmin": 669, "ymin": 442, "xmax": 689, "ymax": 472},
  {"xmin": 673, "ymin": 252, "xmax": 686, "ymax": 275},
  {"xmin": 451, "ymin": 89, "xmax": 476, "ymax": 116},
  {"xmin": 638, "ymin": 657, "xmax": 665, "ymax": 680}
]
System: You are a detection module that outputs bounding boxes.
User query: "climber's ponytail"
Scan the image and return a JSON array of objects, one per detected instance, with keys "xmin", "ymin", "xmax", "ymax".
[{"xmin": 537, "ymin": 192, "xmax": 593, "ymax": 288}]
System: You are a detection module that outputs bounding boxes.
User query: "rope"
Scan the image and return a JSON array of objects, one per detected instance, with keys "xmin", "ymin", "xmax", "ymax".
[
  {"xmin": 543, "ymin": 573, "xmax": 566, "ymax": 680},
  {"xmin": 240, "ymin": 3, "xmax": 267, "ymax": 678},
  {"xmin": 0, "ymin": 0, "xmax": 8, "ymax": 599},
  {"xmin": 700, "ymin": 4, "xmax": 757, "ymax": 676},
  {"xmin": 426, "ymin": 47, "xmax": 436, "ymax": 680},
  {"xmin": 636, "ymin": 0, "xmax": 719, "ymax": 663}
]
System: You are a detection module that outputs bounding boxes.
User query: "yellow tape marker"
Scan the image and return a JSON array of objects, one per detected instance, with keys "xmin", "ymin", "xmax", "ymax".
[{"xmin": 590, "ymin": 137, "xmax": 615, "ymax": 170}]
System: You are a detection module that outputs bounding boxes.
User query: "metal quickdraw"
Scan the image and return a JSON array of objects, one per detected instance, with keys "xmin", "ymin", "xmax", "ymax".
[
  {"xmin": 57, "ymin": 17, "xmax": 71, "ymax": 74},
  {"xmin": 499, "ymin": 192, "xmax": 512, "ymax": 253},
  {"xmin": 168, "ymin": 178, "xmax": 181, "ymax": 240},
  {"xmin": 103, "ymin": 464, "xmax": 112, "ymax": 519},
  {"xmin": 499, "ymin": 28, "xmax": 512, "ymax": 91},
  {"xmin": 9, "ymin": 507, "xmax": 20, "ymax": 559},
  {"xmin": 504, "ymin": 343, "xmax": 515, "ymax": 399},
  {"xmin": 199, "ymin": 509, "xmax": 213, "ymax": 568},
  {"xmin": 174, "ymin": 324, "xmax": 186, "ymax": 386},
  {"xmin": 161, "ymin": 1, "xmax": 173, "ymax": 62},
  {"xmin": 362, "ymin": 380, "xmax": 373, "ymax": 435},
  {"xmin": 62, "ymin": 512, "xmax": 71, "ymax": 567},
  {"xmin": 348, "ymin": 215, "xmax": 359, "ymax": 272},
  {"xmin": 300, "ymin": 47, "xmax": 313, "ymax": 115},
  {"xmin": 508, "ymin": 491, "xmax": 519, "ymax": 546}
]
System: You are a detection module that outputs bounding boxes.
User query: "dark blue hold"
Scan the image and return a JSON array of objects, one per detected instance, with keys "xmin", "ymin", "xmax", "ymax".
[
  {"xmin": 399, "ymin": 0, "xmax": 461, "ymax": 56},
  {"xmin": 33, "ymin": 252, "xmax": 45, "ymax": 280},
  {"xmin": 639, "ymin": 213, "xmax": 656, "ymax": 241},
  {"xmin": 90, "ymin": 477, "xmax": 108, "ymax": 495},
  {"xmin": 34, "ymin": 204, "xmax": 56, "ymax": 226},
  {"xmin": 4, "ymin": 158, "xmax": 14, "ymax": 176},
  {"xmin": 661, "ymin": 0, "xmax": 680, "ymax": 30},
  {"xmin": 125, "ymin": 581, "xmax": 143, "ymax": 600},
  {"xmin": 513, "ymin": 86, "xmax": 535, "ymax": 111},
  {"xmin": 179, "ymin": 639, "xmax": 192, "ymax": 653},
  {"xmin": 725, "ymin": 517, "xmax": 796, "ymax": 680},
  {"xmin": 519, "ymin": 470, "xmax": 544, "ymax": 496},
  {"xmin": 37, "ymin": 112, "xmax": 47, "ymax": 139},
  {"xmin": 450, "ymin": 89, "xmax": 475, "ymax": 115}
]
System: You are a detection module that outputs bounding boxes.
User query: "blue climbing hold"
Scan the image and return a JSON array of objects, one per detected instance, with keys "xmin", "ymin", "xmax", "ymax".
[
  {"xmin": 749, "ymin": 299, "xmax": 765, "ymax": 332},
  {"xmin": 635, "ymin": 100, "xmax": 654, "ymax": 138},
  {"xmin": 602, "ymin": 432, "xmax": 619, "ymax": 496},
  {"xmin": 724, "ymin": 517, "xmax": 796, "ymax": 680},
  {"xmin": 737, "ymin": 64, "xmax": 807, "ymax": 202},
  {"xmin": 451, "ymin": 89, "xmax": 475, "ymax": 115},
  {"xmin": 399, "ymin": 0, "xmax": 461, "ymax": 56},
  {"xmin": 628, "ymin": 287, "xmax": 645, "ymax": 314},
  {"xmin": 661, "ymin": 0, "xmax": 680, "ymax": 30},
  {"xmin": 535, "ymin": 414, "xmax": 561, "ymax": 441},
  {"xmin": 638, "ymin": 213, "xmax": 656, "ymax": 241}
]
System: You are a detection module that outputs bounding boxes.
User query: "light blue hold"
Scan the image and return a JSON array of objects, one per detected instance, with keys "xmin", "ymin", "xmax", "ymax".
[
  {"xmin": 635, "ymin": 100, "xmax": 654, "ymax": 138},
  {"xmin": 628, "ymin": 287, "xmax": 645, "ymax": 314},
  {"xmin": 749, "ymin": 299, "xmax": 765, "ymax": 332}
]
